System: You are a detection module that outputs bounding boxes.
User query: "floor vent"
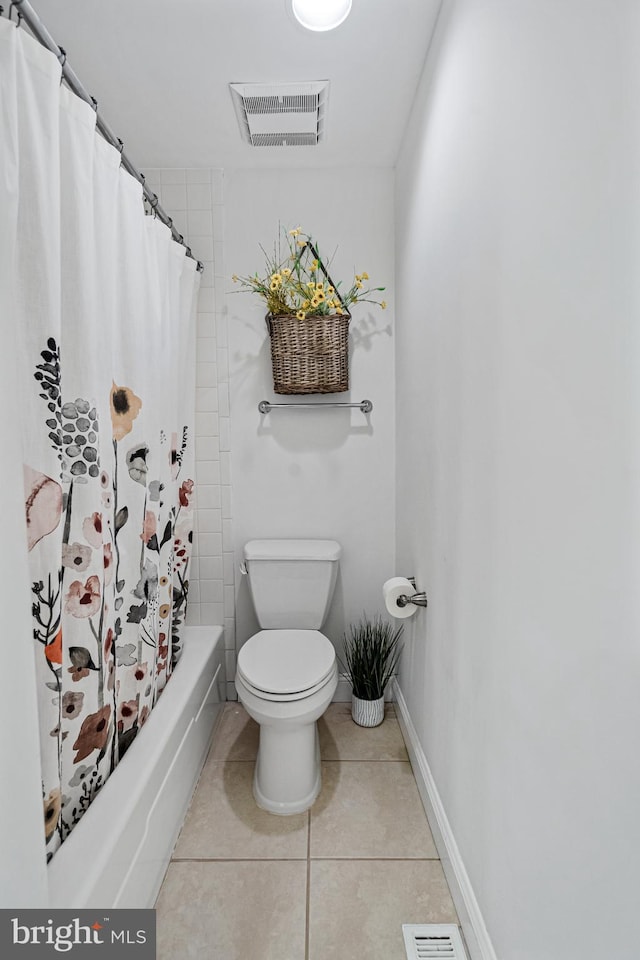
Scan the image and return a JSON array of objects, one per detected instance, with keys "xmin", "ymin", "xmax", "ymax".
[
  {"xmin": 229, "ymin": 81, "xmax": 329, "ymax": 147},
  {"xmin": 402, "ymin": 924, "xmax": 469, "ymax": 960}
]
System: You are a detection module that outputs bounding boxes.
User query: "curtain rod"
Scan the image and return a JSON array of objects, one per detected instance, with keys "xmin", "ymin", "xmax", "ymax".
[{"xmin": 6, "ymin": 0, "xmax": 203, "ymax": 272}]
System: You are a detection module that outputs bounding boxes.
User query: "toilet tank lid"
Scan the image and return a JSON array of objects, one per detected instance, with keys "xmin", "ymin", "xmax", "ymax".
[{"xmin": 244, "ymin": 539, "xmax": 341, "ymax": 561}]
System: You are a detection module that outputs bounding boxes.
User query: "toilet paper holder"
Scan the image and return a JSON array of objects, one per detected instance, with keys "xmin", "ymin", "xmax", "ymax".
[{"xmin": 397, "ymin": 578, "xmax": 428, "ymax": 609}]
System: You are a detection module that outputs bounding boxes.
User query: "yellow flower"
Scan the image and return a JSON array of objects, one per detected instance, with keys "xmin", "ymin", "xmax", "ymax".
[{"xmin": 235, "ymin": 230, "xmax": 385, "ymax": 326}]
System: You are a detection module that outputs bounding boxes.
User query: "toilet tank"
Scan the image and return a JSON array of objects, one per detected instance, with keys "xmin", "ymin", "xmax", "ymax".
[{"xmin": 243, "ymin": 539, "xmax": 341, "ymax": 629}]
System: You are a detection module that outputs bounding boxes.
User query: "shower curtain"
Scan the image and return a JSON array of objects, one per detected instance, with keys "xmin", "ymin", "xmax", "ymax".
[{"xmin": 0, "ymin": 19, "xmax": 199, "ymax": 860}]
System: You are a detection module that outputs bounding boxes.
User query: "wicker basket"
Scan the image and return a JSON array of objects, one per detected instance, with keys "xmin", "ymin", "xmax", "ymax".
[{"xmin": 266, "ymin": 313, "xmax": 350, "ymax": 395}]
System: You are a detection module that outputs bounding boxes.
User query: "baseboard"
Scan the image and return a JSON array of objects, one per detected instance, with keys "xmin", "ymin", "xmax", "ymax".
[
  {"xmin": 332, "ymin": 673, "xmax": 352, "ymax": 701},
  {"xmin": 392, "ymin": 680, "xmax": 498, "ymax": 960}
]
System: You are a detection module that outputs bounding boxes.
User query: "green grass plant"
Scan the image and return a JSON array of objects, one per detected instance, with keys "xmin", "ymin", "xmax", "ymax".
[{"xmin": 342, "ymin": 615, "xmax": 404, "ymax": 701}]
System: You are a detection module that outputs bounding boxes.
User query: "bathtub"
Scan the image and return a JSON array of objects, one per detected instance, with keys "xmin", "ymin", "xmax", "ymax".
[{"xmin": 47, "ymin": 625, "xmax": 226, "ymax": 908}]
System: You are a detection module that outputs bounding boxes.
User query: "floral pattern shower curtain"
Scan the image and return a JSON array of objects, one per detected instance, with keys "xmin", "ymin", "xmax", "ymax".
[{"xmin": 0, "ymin": 19, "xmax": 199, "ymax": 860}]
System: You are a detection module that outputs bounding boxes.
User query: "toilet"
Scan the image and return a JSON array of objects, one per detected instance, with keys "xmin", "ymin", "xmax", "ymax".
[{"xmin": 235, "ymin": 538, "xmax": 341, "ymax": 815}]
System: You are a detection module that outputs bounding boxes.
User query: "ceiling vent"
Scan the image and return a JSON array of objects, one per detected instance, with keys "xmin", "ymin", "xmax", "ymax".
[{"xmin": 229, "ymin": 81, "xmax": 329, "ymax": 147}]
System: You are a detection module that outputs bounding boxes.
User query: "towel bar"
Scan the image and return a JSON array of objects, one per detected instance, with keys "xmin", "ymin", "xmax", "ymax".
[{"xmin": 258, "ymin": 399, "xmax": 373, "ymax": 414}]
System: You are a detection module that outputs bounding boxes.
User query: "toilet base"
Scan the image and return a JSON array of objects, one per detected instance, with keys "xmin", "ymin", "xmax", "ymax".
[
  {"xmin": 253, "ymin": 719, "xmax": 322, "ymax": 815},
  {"xmin": 253, "ymin": 727, "xmax": 321, "ymax": 816}
]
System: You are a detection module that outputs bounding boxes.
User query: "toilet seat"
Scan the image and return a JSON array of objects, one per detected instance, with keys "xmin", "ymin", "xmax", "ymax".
[
  {"xmin": 237, "ymin": 629, "xmax": 336, "ymax": 701},
  {"xmin": 237, "ymin": 668, "xmax": 336, "ymax": 703}
]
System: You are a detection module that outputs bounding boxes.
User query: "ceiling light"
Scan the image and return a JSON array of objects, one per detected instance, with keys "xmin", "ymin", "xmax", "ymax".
[{"xmin": 291, "ymin": 0, "xmax": 352, "ymax": 32}]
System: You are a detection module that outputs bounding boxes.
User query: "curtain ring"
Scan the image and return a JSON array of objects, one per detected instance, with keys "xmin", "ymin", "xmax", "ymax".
[
  {"xmin": 117, "ymin": 139, "xmax": 125, "ymax": 155},
  {"xmin": 149, "ymin": 194, "xmax": 159, "ymax": 219},
  {"xmin": 90, "ymin": 95, "xmax": 98, "ymax": 112}
]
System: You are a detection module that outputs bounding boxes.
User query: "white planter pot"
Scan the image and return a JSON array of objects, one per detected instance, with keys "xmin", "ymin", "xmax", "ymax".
[{"xmin": 351, "ymin": 694, "xmax": 385, "ymax": 727}]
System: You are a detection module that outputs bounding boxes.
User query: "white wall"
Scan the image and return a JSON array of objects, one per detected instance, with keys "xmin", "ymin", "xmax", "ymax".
[
  {"xmin": 225, "ymin": 167, "xmax": 396, "ymax": 669},
  {"xmin": 395, "ymin": 1, "xmax": 640, "ymax": 957}
]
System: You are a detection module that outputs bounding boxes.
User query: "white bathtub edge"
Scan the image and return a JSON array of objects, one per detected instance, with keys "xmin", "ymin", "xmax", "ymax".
[{"xmin": 47, "ymin": 625, "xmax": 226, "ymax": 908}]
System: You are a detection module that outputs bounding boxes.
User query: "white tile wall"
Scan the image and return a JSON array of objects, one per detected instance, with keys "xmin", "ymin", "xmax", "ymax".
[{"xmin": 145, "ymin": 167, "xmax": 236, "ymax": 700}]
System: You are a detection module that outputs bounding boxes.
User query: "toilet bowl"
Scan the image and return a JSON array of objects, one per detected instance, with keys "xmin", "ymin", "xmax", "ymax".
[
  {"xmin": 236, "ymin": 629, "xmax": 338, "ymax": 814},
  {"xmin": 235, "ymin": 540, "xmax": 341, "ymax": 815}
]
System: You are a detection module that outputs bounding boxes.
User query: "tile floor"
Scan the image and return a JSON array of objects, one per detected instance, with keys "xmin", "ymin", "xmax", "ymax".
[{"xmin": 155, "ymin": 702, "xmax": 459, "ymax": 959}]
